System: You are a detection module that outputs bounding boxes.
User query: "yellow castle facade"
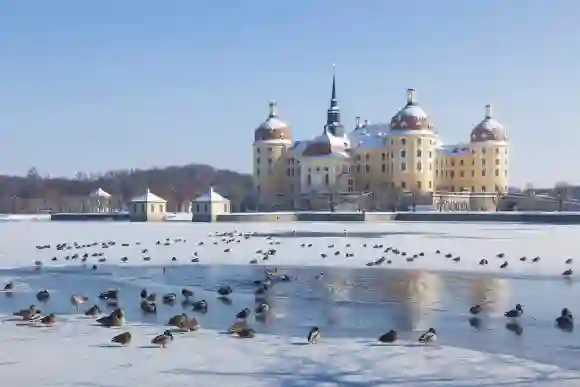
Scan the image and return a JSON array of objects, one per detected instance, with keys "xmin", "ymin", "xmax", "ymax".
[{"xmin": 252, "ymin": 74, "xmax": 509, "ymax": 211}]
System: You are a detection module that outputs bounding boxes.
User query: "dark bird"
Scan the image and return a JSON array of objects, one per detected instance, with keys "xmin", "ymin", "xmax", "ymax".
[
  {"xmin": 192, "ymin": 300, "xmax": 208, "ymax": 313},
  {"xmin": 378, "ymin": 329, "xmax": 397, "ymax": 343},
  {"xmin": 233, "ymin": 328, "xmax": 255, "ymax": 339},
  {"xmin": 218, "ymin": 285, "xmax": 233, "ymax": 296},
  {"xmin": 563, "ymin": 269, "xmax": 573, "ymax": 277},
  {"xmin": 504, "ymin": 304, "xmax": 523, "ymax": 318},
  {"xmin": 181, "ymin": 288, "xmax": 194, "ymax": 299},
  {"xmin": 140, "ymin": 299, "xmax": 157, "ymax": 314},
  {"xmin": 36, "ymin": 290, "xmax": 50, "ymax": 302},
  {"xmin": 140, "ymin": 288, "xmax": 148, "ymax": 299},
  {"xmin": 469, "ymin": 305, "xmax": 482, "ymax": 315},
  {"xmin": 96, "ymin": 308, "xmax": 124, "ymax": 327},
  {"xmin": 236, "ymin": 308, "xmax": 251, "ymax": 321},
  {"xmin": 532, "ymin": 256, "xmax": 540, "ymax": 262},
  {"xmin": 40, "ymin": 313, "xmax": 56, "ymax": 325},
  {"xmin": 99, "ymin": 289, "xmax": 118, "ymax": 301},
  {"xmin": 163, "ymin": 293, "xmax": 177, "ymax": 304},
  {"xmin": 497, "ymin": 253, "xmax": 505, "ymax": 258},
  {"xmin": 500, "ymin": 261, "xmax": 508, "ymax": 269},
  {"xmin": 556, "ymin": 308, "xmax": 574, "ymax": 332},
  {"xmin": 167, "ymin": 313, "xmax": 188, "ymax": 327},
  {"xmin": 111, "ymin": 332, "xmax": 132, "ymax": 345},
  {"xmin": 151, "ymin": 330, "xmax": 173, "ymax": 348},
  {"xmin": 418, "ymin": 328, "xmax": 437, "ymax": 344},
  {"xmin": 479, "ymin": 259, "xmax": 488, "ymax": 265},
  {"xmin": 307, "ymin": 326, "xmax": 320, "ymax": 344},
  {"xmin": 4, "ymin": 281, "xmax": 14, "ymax": 291},
  {"xmin": 566, "ymin": 258, "xmax": 573, "ymax": 265},
  {"xmin": 84, "ymin": 305, "xmax": 101, "ymax": 317}
]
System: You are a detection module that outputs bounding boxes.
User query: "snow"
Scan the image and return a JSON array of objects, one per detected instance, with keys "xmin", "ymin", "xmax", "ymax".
[
  {"xmin": 2, "ymin": 221, "xmax": 580, "ymax": 385},
  {"xmin": 89, "ymin": 187, "xmax": 112, "ymax": 198},
  {"xmin": 1, "ymin": 319, "xmax": 578, "ymax": 386},
  {"xmin": 131, "ymin": 188, "xmax": 167, "ymax": 203},
  {"xmin": 194, "ymin": 187, "xmax": 228, "ymax": 203}
]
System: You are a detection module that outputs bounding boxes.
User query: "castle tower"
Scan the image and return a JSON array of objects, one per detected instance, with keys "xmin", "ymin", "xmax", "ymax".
[
  {"xmin": 388, "ymin": 88, "xmax": 437, "ymax": 195},
  {"xmin": 469, "ymin": 103, "xmax": 509, "ymax": 194},
  {"xmin": 325, "ymin": 65, "xmax": 345, "ymax": 137},
  {"xmin": 252, "ymin": 101, "xmax": 292, "ymax": 209}
]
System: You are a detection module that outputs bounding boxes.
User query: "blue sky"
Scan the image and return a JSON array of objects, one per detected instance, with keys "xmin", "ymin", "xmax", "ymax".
[{"xmin": 0, "ymin": 0, "xmax": 578, "ymax": 187}]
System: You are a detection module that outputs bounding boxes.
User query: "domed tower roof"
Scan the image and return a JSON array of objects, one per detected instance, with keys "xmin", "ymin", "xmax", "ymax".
[
  {"xmin": 254, "ymin": 101, "xmax": 292, "ymax": 142},
  {"xmin": 470, "ymin": 104, "xmax": 508, "ymax": 143},
  {"xmin": 302, "ymin": 129, "xmax": 349, "ymax": 158},
  {"xmin": 390, "ymin": 88, "xmax": 433, "ymax": 131}
]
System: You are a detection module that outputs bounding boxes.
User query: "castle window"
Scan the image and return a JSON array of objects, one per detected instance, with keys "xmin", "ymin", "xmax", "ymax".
[
  {"xmin": 417, "ymin": 138, "xmax": 422, "ymax": 146},
  {"xmin": 471, "ymin": 170, "xmax": 474, "ymax": 177},
  {"xmin": 416, "ymin": 162, "xmax": 422, "ymax": 171},
  {"xmin": 401, "ymin": 181, "xmax": 406, "ymax": 189},
  {"xmin": 356, "ymin": 165, "xmax": 361, "ymax": 173},
  {"xmin": 365, "ymin": 154, "xmax": 370, "ymax": 162},
  {"xmin": 495, "ymin": 169, "xmax": 499, "ymax": 177},
  {"xmin": 460, "ymin": 171, "xmax": 464, "ymax": 177},
  {"xmin": 256, "ymin": 157, "xmax": 260, "ymax": 164},
  {"xmin": 495, "ymin": 148, "xmax": 499, "ymax": 154},
  {"xmin": 382, "ymin": 164, "xmax": 386, "ymax": 173},
  {"xmin": 325, "ymin": 174, "xmax": 329, "ymax": 185},
  {"xmin": 505, "ymin": 170, "xmax": 508, "ymax": 177},
  {"xmin": 460, "ymin": 159, "xmax": 464, "ymax": 166},
  {"xmin": 481, "ymin": 158, "xmax": 486, "ymax": 166},
  {"xmin": 401, "ymin": 138, "xmax": 406, "ymax": 145},
  {"xmin": 307, "ymin": 175, "xmax": 311, "ymax": 185},
  {"xmin": 450, "ymin": 171, "xmax": 455, "ymax": 178},
  {"xmin": 429, "ymin": 151, "xmax": 432, "ymax": 158},
  {"xmin": 256, "ymin": 168, "xmax": 260, "ymax": 177},
  {"xmin": 482, "ymin": 148, "xmax": 486, "ymax": 154},
  {"xmin": 401, "ymin": 162, "xmax": 407, "ymax": 172},
  {"xmin": 482, "ymin": 186, "xmax": 487, "ymax": 192},
  {"xmin": 381, "ymin": 153, "xmax": 386, "ymax": 161},
  {"xmin": 324, "ymin": 167, "xmax": 329, "ymax": 171},
  {"xmin": 417, "ymin": 181, "xmax": 422, "ymax": 189},
  {"xmin": 429, "ymin": 181, "xmax": 432, "ymax": 189},
  {"xmin": 365, "ymin": 165, "xmax": 371, "ymax": 173},
  {"xmin": 268, "ymin": 158, "xmax": 272, "ymax": 165},
  {"xmin": 287, "ymin": 168, "xmax": 291, "ymax": 176},
  {"xmin": 435, "ymin": 170, "xmax": 438, "ymax": 177},
  {"xmin": 482, "ymin": 170, "xmax": 486, "ymax": 177},
  {"xmin": 429, "ymin": 162, "xmax": 432, "ymax": 171},
  {"xmin": 495, "ymin": 159, "xmax": 500, "ymax": 165},
  {"xmin": 417, "ymin": 150, "xmax": 422, "ymax": 157},
  {"xmin": 451, "ymin": 160, "xmax": 455, "ymax": 167},
  {"xmin": 257, "ymin": 148, "xmax": 261, "ymax": 154},
  {"xmin": 400, "ymin": 150, "xmax": 406, "ymax": 158},
  {"xmin": 268, "ymin": 147, "xmax": 272, "ymax": 153}
]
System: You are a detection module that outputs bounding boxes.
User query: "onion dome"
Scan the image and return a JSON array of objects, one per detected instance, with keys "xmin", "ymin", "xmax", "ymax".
[
  {"xmin": 470, "ymin": 104, "xmax": 508, "ymax": 143},
  {"xmin": 390, "ymin": 88, "xmax": 433, "ymax": 131},
  {"xmin": 254, "ymin": 101, "xmax": 291, "ymax": 142},
  {"xmin": 302, "ymin": 129, "xmax": 349, "ymax": 158}
]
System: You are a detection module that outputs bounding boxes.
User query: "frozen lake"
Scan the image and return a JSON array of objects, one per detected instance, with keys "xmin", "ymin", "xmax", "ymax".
[{"xmin": 2, "ymin": 221, "xmax": 580, "ymax": 386}]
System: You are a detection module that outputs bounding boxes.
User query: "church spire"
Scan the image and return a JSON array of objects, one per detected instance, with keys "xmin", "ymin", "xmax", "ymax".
[{"xmin": 325, "ymin": 64, "xmax": 344, "ymax": 136}]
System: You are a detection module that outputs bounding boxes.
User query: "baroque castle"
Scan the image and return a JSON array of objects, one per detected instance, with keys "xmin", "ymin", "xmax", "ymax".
[{"xmin": 252, "ymin": 72, "xmax": 509, "ymax": 211}]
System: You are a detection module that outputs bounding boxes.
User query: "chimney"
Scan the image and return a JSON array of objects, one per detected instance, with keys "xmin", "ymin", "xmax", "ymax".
[
  {"xmin": 355, "ymin": 116, "xmax": 361, "ymax": 128},
  {"xmin": 406, "ymin": 88, "xmax": 416, "ymax": 105}
]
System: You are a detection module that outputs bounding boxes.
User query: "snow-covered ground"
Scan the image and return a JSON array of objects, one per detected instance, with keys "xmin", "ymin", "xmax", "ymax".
[{"xmin": 1, "ymin": 221, "xmax": 580, "ymax": 386}]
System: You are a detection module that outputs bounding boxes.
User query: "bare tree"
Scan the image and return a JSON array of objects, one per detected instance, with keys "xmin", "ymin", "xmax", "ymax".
[{"xmin": 492, "ymin": 191, "xmax": 503, "ymax": 212}]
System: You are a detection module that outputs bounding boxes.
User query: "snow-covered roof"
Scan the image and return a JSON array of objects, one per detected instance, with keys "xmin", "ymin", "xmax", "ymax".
[
  {"xmin": 193, "ymin": 187, "xmax": 229, "ymax": 202},
  {"xmin": 470, "ymin": 104, "xmax": 507, "ymax": 143},
  {"xmin": 390, "ymin": 89, "xmax": 434, "ymax": 131},
  {"xmin": 130, "ymin": 188, "xmax": 167, "ymax": 203},
  {"xmin": 89, "ymin": 188, "xmax": 111, "ymax": 198},
  {"xmin": 302, "ymin": 130, "xmax": 350, "ymax": 158},
  {"xmin": 348, "ymin": 123, "xmax": 390, "ymax": 149},
  {"xmin": 254, "ymin": 101, "xmax": 292, "ymax": 142},
  {"xmin": 437, "ymin": 144, "xmax": 472, "ymax": 156}
]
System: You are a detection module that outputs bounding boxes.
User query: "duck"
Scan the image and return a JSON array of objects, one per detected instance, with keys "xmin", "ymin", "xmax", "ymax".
[
  {"xmin": 500, "ymin": 261, "xmax": 508, "ymax": 269},
  {"xmin": 84, "ymin": 305, "xmax": 101, "ymax": 317},
  {"xmin": 217, "ymin": 285, "xmax": 233, "ymax": 297},
  {"xmin": 13, "ymin": 305, "xmax": 41, "ymax": 320},
  {"xmin": 255, "ymin": 302, "xmax": 270, "ymax": 315},
  {"xmin": 228, "ymin": 321, "xmax": 248, "ymax": 334},
  {"xmin": 418, "ymin": 328, "xmax": 437, "ymax": 344},
  {"xmin": 236, "ymin": 308, "xmax": 251, "ymax": 321},
  {"xmin": 232, "ymin": 328, "xmax": 255, "ymax": 339},
  {"xmin": 378, "ymin": 329, "xmax": 397, "ymax": 343},
  {"xmin": 140, "ymin": 288, "xmax": 148, "ymax": 299},
  {"xmin": 167, "ymin": 313, "xmax": 187, "ymax": 327},
  {"xmin": 563, "ymin": 269, "xmax": 573, "ymax": 277},
  {"xmin": 111, "ymin": 332, "xmax": 132, "ymax": 346},
  {"xmin": 96, "ymin": 308, "xmax": 124, "ymax": 327},
  {"xmin": 36, "ymin": 290, "xmax": 50, "ymax": 302},
  {"xmin": 556, "ymin": 308, "xmax": 574, "ymax": 332},
  {"xmin": 179, "ymin": 316, "xmax": 200, "ymax": 331},
  {"xmin": 151, "ymin": 330, "xmax": 173, "ymax": 348},
  {"xmin": 307, "ymin": 326, "xmax": 320, "ymax": 344},
  {"xmin": 181, "ymin": 288, "xmax": 194, "ymax": 299},
  {"xmin": 140, "ymin": 299, "xmax": 157, "ymax": 314},
  {"xmin": 504, "ymin": 304, "xmax": 523, "ymax": 318},
  {"xmin": 4, "ymin": 281, "xmax": 14, "ymax": 291},
  {"xmin": 162, "ymin": 293, "xmax": 177, "ymax": 304},
  {"xmin": 192, "ymin": 300, "xmax": 208, "ymax": 313},
  {"xmin": 70, "ymin": 294, "xmax": 89, "ymax": 312},
  {"xmin": 469, "ymin": 305, "xmax": 482, "ymax": 315},
  {"xmin": 40, "ymin": 313, "xmax": 56, "ymax": 325},
  {"xmin": 99, "ymin": 289, "xmax": 119, "ymax": 301}
]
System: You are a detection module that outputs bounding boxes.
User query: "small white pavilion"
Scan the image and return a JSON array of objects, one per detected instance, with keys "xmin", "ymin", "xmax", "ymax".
[
  {"xmin": 192, "ymin": 186, "xmax": 231, "ymax": 222},
  {"xmin": 129, "ymin": 188, "xmax": 167, "ymax": 222},
  {"xmin": 88, "ymin": 188, "xmax": 112, "ymax": 213}
]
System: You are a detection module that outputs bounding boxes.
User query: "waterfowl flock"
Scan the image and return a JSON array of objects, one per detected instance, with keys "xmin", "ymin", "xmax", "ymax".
[{"xmin": 0, "ymin": 228, "xmax": 576, "ymax": 352}]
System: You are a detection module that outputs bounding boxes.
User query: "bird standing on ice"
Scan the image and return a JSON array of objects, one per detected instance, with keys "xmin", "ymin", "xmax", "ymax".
[
  {"xmin": 307, "ymin": 326, "xmax": 320, "ymax": 344},
  {"xmin": 504, "ymin": 304, "xmax": 523, "ymax": 318},
  {"xmin": 418, "ymin": 328, "xmax": 437, "ymax": 344}
]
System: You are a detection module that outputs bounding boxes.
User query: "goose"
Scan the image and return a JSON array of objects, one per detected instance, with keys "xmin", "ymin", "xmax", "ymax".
[
  {"xmin": 556, "ymin": 308, "xmax": 574, "ymax": 332},
  {"xmin": 13, "ymin": 305, "xmax": 41, "ymax": 320}
]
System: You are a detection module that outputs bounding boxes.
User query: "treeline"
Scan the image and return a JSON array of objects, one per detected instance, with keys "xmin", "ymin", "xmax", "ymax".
[{"xmin": 0, "ymin": 164, "xmax": 256, "ymax": 212}]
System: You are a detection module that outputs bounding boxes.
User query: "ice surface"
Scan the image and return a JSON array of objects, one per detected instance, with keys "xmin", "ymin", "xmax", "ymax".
[{"xmin": 1, "ymin": 221, "xmax": 580, "ymax": 386}]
